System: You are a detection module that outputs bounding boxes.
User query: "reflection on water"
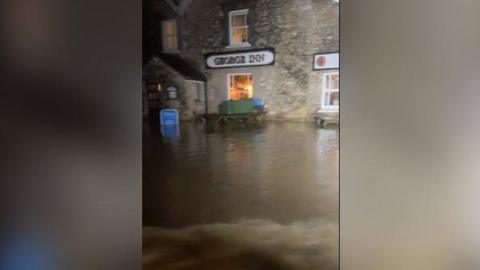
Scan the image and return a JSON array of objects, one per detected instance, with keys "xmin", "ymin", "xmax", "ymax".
[
  {"xmin": 143, "ymin": 121, "xmax": 338, "ymax": 270},
  {"xmin": 144, "ymin": 122, "xmax": 338, "ymax": 227}
]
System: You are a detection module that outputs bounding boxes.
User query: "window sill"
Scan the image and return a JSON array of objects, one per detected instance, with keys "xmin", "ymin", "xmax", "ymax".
[
  {"xmin": 226, "ymin": 43, "xmax": 251, "ymax": 49},
  {"xmin": 318, "ymin": 109, "xmax": 339, "ymax": 113}
]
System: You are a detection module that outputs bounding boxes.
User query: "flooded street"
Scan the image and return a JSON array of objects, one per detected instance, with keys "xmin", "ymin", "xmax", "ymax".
[
  {"xmin": 144, "ymin": 121, "xmax": 338, "ymax": 227},
  {"xmin": 143, "ymin": 121, "xmax": 339, "ymax": 270}
]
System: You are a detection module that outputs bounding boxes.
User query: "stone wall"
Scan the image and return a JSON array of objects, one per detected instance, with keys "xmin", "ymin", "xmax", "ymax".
[
  {"xmin": 170, "ymin": 0, "xmax": 339, "ymax": 120},
  {"xmin": 144, "ymin": 57, "xmax": 206, "ymax": 120}
]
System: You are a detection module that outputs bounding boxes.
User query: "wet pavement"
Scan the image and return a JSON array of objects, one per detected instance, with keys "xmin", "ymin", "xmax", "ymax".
[
  {"xmin": 143, "ymin": 121, "xmax": 338, "ymax": 228},
  {"xmin": 143, "ymin": 121, "xmax": 339, "ymax": 270}
]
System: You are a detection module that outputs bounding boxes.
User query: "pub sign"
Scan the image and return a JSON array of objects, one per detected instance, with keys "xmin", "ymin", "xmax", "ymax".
[
  {"xmin": 205, "ymin": 48, "xmax": 275, "ymax": 69},
  {"xmin": 313, "ymin": 52, "xmax": 339, "ymax": 70}
]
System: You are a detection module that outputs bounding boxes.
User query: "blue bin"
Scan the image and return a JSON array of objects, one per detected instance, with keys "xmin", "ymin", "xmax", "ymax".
[{"xmin": 253, "ymin": 98, "xmax": 265, "ymax": 109}]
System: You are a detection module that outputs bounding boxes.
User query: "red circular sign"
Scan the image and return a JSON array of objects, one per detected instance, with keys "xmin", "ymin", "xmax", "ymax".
[{"xmin": 317, "ymin": 56, "xmax": 326, "ymax": 67}]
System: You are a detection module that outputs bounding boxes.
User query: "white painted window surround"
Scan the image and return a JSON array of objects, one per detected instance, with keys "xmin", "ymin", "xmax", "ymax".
[
  {"xmin": 321, "ymin": 71, "xmax": 339, "ymax": 112},
  {"xmin": 228, "ymin": 9, "xmax": 251, "ymax": 48}
]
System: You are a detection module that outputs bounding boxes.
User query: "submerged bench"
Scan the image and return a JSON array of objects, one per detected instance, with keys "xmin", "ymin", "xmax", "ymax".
[{"xmin": 217, "ymin": 99, "xmax": 267, "ymax": 123}]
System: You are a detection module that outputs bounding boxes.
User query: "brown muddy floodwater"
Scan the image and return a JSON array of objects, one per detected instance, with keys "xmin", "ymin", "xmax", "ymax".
[{"xmin": 143, "ymin": 121, "xmax": 338, "ymax": 270}]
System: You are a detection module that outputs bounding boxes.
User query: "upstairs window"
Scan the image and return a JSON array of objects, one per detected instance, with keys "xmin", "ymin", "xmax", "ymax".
[
  {"xmin": 162, "ymin": 19, "xmax": 178, "ymax": 51},
  {"xmin": 228, "ymin": 9, "xmax": 250, "ymax": 47}
]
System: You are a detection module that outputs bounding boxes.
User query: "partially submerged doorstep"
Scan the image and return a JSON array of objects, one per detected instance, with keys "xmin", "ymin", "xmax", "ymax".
[{"xmin": 314, "ymin": 112, "xmax": 339, "ymax": 128}]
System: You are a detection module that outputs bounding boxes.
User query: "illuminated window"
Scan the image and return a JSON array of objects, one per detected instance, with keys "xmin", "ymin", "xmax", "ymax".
[
  {"xmin": 229, "ymin": 10, "xmax": 249, "ymax": 47},
  {"xmin": 162, "ymin": 19, "xmax": 178, "ymax": 51},
  {"xmin": 229, "ymin": 74, "xmax": 253, "ymax": 101},
  {"xmin": 322, "ymin": 71, "xmax": 339, "ymax": 111}
]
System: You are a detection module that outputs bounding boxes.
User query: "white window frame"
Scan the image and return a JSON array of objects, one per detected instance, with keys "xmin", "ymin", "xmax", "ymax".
[
  {"xmin": 227, "ymin": 73, "xmax": 253, "ymax": 100},
  {"xmin": 161, "ymin": 19, "xmax": 178, "ymax": 52},
  {"xmin": 321, "ymin": 71, "xmax": 339, "ymax": 112},
  {"xmin": 228, "ymin": 9, "xmax": 251, "ymax": 48}
]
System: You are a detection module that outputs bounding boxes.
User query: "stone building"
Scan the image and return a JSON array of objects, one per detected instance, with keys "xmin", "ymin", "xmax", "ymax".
[{"xmin": 143, "ymin": 0, "xmax": 339, "ymax": 121}]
